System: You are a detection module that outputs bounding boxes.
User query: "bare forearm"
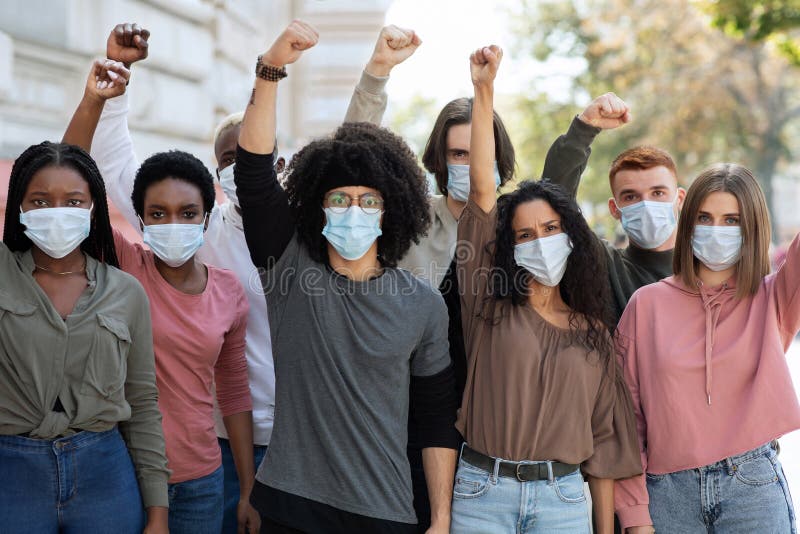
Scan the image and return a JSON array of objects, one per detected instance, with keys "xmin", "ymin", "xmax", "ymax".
[
  {"xmin": 423, "ymin": 447, "xmax": 457, "ymax": 530},
  {"xmin": 469, "ymin": 84, "xmax": 496, "ymax": 212},
  {"xmin": 589, "ymin": 476, "xmax": 615, "ymax": 534},
  {"xmin": 239, "ymin": 78, "xmax": 277, "ymax": 155},
  {"xmin": 63, "ymin": 94, "xmax": 105, "ymax": 151},
  {"xmin": 223, "ymin": 411, "xmax": 256, "ymax": 497}
]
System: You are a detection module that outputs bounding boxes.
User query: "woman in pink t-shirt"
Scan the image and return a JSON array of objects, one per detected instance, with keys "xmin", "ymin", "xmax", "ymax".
[
  {"xmin": 615, "ymin": 163, "xmax": 799, "ymax": 533},
  {"xmin": 63, "ymin": 60, "xmax": 260, "ymax": 534}
]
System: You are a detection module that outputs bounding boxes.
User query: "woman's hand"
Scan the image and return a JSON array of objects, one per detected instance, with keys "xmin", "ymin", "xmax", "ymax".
[
  {"xmin": 469, "ymin": 45, "xmax": 502, "ymax": 88},
  {"xmin": 237, "ymin": 498, "xmax": 261, "ymax": 533},
  {"xmin": 84, "ymin": 59, "xmax": 130, "ymax": 102}
]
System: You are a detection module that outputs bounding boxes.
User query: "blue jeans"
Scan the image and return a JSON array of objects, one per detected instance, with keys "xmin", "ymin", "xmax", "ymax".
[
  {"xmin": 0, "ymin": 427, "xmax": 145, "ymax": 533},
  {"xmin": 219, "ymin": 437, "xmax": 268, "ymax": 534},
  {"xmin": 450, "ymin": 452, "xmax": 590, "ymax": 533},
  {"xmin": 168, "ymin": 464, "xmax": 224, "ymax": 534},
  {"xmin": 648, "ymin": 442, "xmax": 796, "ymax": 533}
]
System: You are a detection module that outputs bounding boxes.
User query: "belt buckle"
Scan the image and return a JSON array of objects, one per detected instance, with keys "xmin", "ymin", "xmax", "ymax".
[{"xmin": 515, "ymin": 463, "xmax": 526, "ymax": 482}]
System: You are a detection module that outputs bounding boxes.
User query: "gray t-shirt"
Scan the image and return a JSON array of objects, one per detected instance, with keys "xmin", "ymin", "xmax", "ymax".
[{"xmin": 255, "ymin": 235, "xmax": 450, "ymax": 523}]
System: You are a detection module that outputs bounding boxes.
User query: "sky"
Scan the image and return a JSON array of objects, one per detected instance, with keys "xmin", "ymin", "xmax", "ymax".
[{"xmin": 383, "ymin": 0, "xmax": 586, "ymax": 109}]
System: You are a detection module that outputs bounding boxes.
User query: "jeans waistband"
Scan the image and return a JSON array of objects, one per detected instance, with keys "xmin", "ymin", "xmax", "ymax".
[
  {"xmin": 705, "ymin": 441, "xmax": 778, "ymax": 471},
  {"xmin": 0, "ymin": 426, "xmax": 120, "ymax": 452}
]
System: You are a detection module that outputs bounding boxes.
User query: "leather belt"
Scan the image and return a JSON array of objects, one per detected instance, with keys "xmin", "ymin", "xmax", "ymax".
[{"xmin": 461, "ymin": 445, "xmax": 579, "ymax": 482}]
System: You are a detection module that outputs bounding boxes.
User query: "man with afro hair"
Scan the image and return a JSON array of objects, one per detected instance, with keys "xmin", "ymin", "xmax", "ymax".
[{"xmin": 234, "ymin": 21, "xmax": 460, "ymax": 534}]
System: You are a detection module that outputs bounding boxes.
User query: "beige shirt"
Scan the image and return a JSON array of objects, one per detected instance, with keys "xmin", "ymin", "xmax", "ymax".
[
  {"xmin": 0, "ymin": 244, "xmax": 169, "ymax": 507},
  {"xmin": 399, "ymin": 195, "xmax": 458, "ymax": 288},
  {"xmin": 454, "ymin": 200, "xmax": 641, "ymax": 479}
]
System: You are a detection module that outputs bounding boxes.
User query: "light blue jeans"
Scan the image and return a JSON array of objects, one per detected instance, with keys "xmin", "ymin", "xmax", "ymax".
[
  {"xmin": 647, "ymin": 442, "xmax": 796, "ymax": 533},
  {"xmin": 450, "ymin": 453, "xmax": 591, "ymax": 533}
]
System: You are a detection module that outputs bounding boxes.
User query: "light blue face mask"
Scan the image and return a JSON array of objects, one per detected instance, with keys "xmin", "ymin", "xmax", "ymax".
[
  {"xmin": 446, "ymin": 163, "xmax": 501, "ymax": 202},
  {"xmin": 322, "ymin": 206, "xmax": 383, "ymax": 261},
  {"xmin": 513, "ymin": 232, "xmax": 573, "ymax": 287},
  {"xmin": 692, "ymin": 225, "xmax": 742, "ymax": 272},
  {"xmin": 615, "ymin": 197, "xmax": 678, "ymax": 249},
  {"xmin": 141, "ymin": 215, "xmax": 207, "ymax": 268}
]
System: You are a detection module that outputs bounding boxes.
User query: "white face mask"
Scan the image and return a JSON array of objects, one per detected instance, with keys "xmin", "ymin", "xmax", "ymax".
[
  {"xmin": 20, "ymin": 205, "xmax": 92, "ymax": 259},
  {"xmin": 615, "ymin": 196, "xmax": 678, "ymax": 249},
  {"xmin": 218, "ymin": 164, "xmax": 238, "ymax": 206},
  {"xmin": 446, "ymin": 163, "xmax": 501, "ymax": 202},
  {"xmin": 513, "ymin": 232, "xmax": 573, "ymax": 287},
  {"xmin": 141, "ymin": 215, "xmax": 206, "ymax": 268},
  {"xmin": 692, "ymin": 225, "xmax": 742, "ymax": 272}
]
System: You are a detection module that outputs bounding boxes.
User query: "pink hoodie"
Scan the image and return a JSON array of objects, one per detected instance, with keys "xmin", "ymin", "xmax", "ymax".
[{"xmin": 614, "ymin": 233, "xmax": 800, "ymax": 529}]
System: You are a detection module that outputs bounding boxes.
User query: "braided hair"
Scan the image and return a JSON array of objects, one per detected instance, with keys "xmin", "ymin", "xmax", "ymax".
[{"xmin": 3, "ymin": 141, "xmax": 120, "ymax": 267}]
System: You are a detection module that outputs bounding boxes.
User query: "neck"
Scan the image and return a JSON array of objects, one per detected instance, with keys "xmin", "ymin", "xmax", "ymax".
[
  {"xmin": 31, "ymin": 246, "xmax": 85, "ymax": 273},
  {"xmin": 696, "ymin": 263, "xmax": 736, "ymax": 288},
  {"xmin": 154, "ymin": 255, "xmax": 200, "ymax": 283},
  {"xmin": 446, "ymin": 195, "xmax": 467, "ymax": 220},
  {"xmin": 328, "ymin": 244, "xmax": 383, "ymax": 282},
  {"xmin": 526, "ymin": 279, "xmax": 566, "ymax": 312}
]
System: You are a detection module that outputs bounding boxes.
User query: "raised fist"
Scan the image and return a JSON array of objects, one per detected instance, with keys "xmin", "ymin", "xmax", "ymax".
[
  {"xmin": 261, "ymin": 20, "xmax": 319, "ymax": 68},
  {"xmin": 107, "ymin": 23, "xmax": 150, "ymax": 67},
  {"xmin": 84, "ymin": 60, "xmax": 131, "ymax": 101},
  {"xmin": 365, "ymin": 25, "xmax": 421, "ymax": 77},
  {"xmin": 470, "ymin": 45, "xmax": 503, "ymax": 87},
  {"xmin": 578, "ymin": 92, "xmax": 631, "ymax": 130}
]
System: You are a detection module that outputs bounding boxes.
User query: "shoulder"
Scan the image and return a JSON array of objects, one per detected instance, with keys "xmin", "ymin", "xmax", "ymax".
[
  {"xmin": 208, "ymin": 265, "xmax": 246, "ymax": 295},
  {"xmin": 97, "ymin": 262, "xmax": 150, "ymax": 304},
  {"xmin": 394, "ymin": 268, "xmax": 446, "ymax": 312}
]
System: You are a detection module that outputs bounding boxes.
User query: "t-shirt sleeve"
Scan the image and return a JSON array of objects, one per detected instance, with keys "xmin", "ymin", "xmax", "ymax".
[
  {"xmin": 213, "ymin": 275, "xmax": 252, "ymax": 417},
  {"xmin": 613, "ymin": 296, "xmax": 654, "ymax": 529},
  {"xmin": 343, "ymin": 70, "xmax": 389, "ymax": 125},
  {"xmin": 112, "ymin": 227, "xmax": 144, "ymax": 272},
  {"xmin": 410, "ymin": 290, "xmax": 450, "ymax": 378},
  {"xmin": 456, "ymin": 197, "xmax": 498, "ymax": 334}
]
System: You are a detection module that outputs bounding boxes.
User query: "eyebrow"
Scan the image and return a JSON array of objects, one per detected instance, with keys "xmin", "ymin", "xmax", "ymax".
[
  {"xmin": 698, "ymin": 210, "xmax": 740, "ymax": 216},
  {"xmin": 28, "ymin": 190, "xmax": 87, "ymax": 196},
  {"xmin": 618, "ymin": 185, "xmax": 669, "ymax": 196},
  {"xmin": 146, "ymin": 203, "xmax": 201, "ymax": 209},
  {"xmin": 515, "ymin": 220, "xmax": 560, "ymax": 232},
  {"xmin": 447, "ymin": 148, "xmax": 469, "ymax": 153}
]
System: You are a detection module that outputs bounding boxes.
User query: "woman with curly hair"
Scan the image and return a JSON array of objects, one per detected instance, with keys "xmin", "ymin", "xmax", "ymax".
[
  {"xmin": 62, "ymin": 60, "xmax": 260, "ymax": 533},
  {"xmin": 449, "ymin": 45, "xmax": 641, "ymax": 534},
  {"xmin": 0, "ymin": 141, "xmax": 169, "ymax": 533},
  {"xmin": 232, "ymin": 22, "xmax": 460, "ymax": 534}
]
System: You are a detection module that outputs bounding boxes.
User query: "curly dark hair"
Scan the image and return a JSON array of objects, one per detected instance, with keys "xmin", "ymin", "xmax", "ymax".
[
  {"xmin": 4, "ymin": 142, "xmax": 119, "ymax": 267},
  {"xmin": 492, "ymin": 180, "xmax": 614, "ymax": 358},
  {"xmin": 284, "ymin": 122, "xmax": 431, "ymax": 267},
  {"xmin": 132, "ymin": 150, "xmax": 216, "ymax": 217}
]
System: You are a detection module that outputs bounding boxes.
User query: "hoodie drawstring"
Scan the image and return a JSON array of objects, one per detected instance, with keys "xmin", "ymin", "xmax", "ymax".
[{"xmin": 699, "ymin": 283, "xmax": 727, "ymax": 406}]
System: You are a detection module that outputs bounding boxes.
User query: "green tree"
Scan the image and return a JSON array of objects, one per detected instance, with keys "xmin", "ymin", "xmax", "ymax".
[{"xmin": 510, "ymin": 0, "xmax": 800, "ymax": 236}]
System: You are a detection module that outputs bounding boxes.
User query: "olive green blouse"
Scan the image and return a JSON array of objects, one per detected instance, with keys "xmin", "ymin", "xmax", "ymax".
[{"xmin": 0, "ymin": 243, "xmax": 169, "ymax": 507}]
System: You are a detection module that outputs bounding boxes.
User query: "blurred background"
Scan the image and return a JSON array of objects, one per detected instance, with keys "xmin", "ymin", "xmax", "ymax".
[{"xmin": 0, "ymin": 0, "xmax": 798, "ymax": 502}]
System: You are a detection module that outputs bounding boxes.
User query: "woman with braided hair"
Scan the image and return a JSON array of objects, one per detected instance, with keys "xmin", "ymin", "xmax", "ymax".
[{"xmin": 0, "ymin": 141, "xmax": 170, "ymax": 533}]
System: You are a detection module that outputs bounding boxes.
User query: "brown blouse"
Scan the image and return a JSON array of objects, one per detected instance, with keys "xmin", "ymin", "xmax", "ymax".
[{"xmin": 454, "ymin": 199, "xmax": 641, "ymax": 479}]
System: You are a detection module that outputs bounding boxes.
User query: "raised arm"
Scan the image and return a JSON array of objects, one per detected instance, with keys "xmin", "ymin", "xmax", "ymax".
[
  {"xmin": 344, "ymin": 25, "xmax": 421, "ymax": 124},
  {"xmin": 541, "ymin": 92, "xmax": 631, "ymax": 198},
  {"xmin": 235, "ymin": 21, "xmax": 318, "ymax": 269},
  {"xmin": 64, "ymin": 23, "xmax": 151, "ymax": 232},
  {"xmin": 468, "ymin": 45, "xmax": 503, "ymax": 214}
]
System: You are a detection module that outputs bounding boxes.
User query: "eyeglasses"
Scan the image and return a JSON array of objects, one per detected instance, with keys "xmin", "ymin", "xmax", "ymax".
[{"xmin": 323, "ymin": 191, "xmax": 384, "ymax": 214}]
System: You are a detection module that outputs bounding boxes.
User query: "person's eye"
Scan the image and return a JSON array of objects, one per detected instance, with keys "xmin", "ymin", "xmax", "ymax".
[
  {"xmin": 725, "ymin": 217, "xmax": 740, "ymax": 225},
  {"xmin": 361, "ymin": 195, "xmax": 382, "ymax": 208},
  {"xmin": 67, "ymin": 199, "xmax": 83, "ymax": 207},
  {"xmin": 545, "ymin": 225, "xmax": 558, "ymax": 232},
  {"xmin": 32, "ymin": 199, "xmax": 47, "ymax": 207},
  {"xmin": 150, "ymin": 211, "xmax": 164, "ymax": 219},
  {"xmin": 697, "ymin": 214, "xmax": 710, "ymax": 223},
  {"xmin": 624, "ymin": 195, "xmax": 636, "ymax": 202},
  {"xmin": 183, "ymin": 211, "xmax": 198, "ymax": 219},
  {"xmin": 653, "ymin": 190, "xmax": 664, "ymax": 197},
  {"xmin": 328, "ymin": 193, "xmax": 349, "ymax": 207}
]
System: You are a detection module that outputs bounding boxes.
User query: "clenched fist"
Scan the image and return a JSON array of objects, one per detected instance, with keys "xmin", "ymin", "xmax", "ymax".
[
  {"xmin": 107, "ymin": 23, "xmax": 150, "ymax": 67},
  {"xmin": 578, "ymin": 92, "xmax": 631, "ymax": 130},
  {"xmin": 470, "ymin": 45, "xmax": 502, "ymax": 87},
  {"xmin": 365, "ymin": 25, "xmax": 421, "ymax": 77},
  {"xmin": 261, "ymin": 20, "xmax": 319, "ymax": 68},
  {"xmin": 84, "ymin": 60, "xmax": 130, "ymax": 102}
]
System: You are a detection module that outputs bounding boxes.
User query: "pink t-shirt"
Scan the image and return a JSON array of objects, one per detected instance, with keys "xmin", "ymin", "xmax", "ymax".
[
  {"xmin": 114, "ymin": 229, "xmax": 251, "ymax": 483},
  {"xmin": 614, "ymin": 232, "xmax": 800, "ymax": 528}
]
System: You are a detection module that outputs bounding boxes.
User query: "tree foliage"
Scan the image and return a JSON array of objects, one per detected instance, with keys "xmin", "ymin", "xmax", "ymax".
[{"xmin": 509, "ymin": 0, "xmax": 800, "ymax": 235}]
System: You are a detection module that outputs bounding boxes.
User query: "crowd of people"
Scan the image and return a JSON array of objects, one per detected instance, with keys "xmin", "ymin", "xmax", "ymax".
[{"xmin": 0, "ymin": 17, "xmax": 798, "ymax": 534}]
